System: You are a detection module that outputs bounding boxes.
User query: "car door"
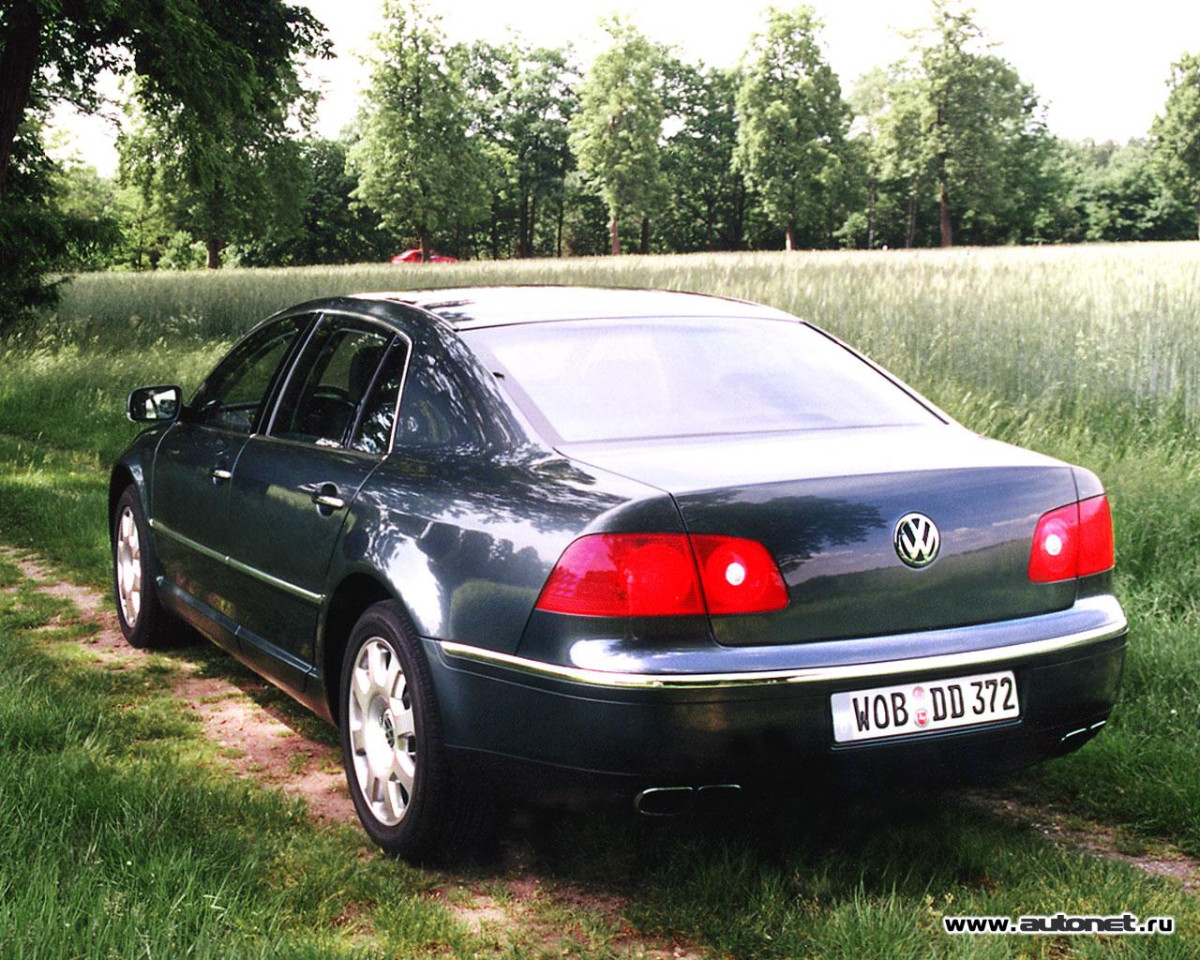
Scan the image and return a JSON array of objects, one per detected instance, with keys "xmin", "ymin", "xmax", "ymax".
[
  {"xmin": 223, "ymin": 314, "xmax": 411, "ymax": 689},
  {"xmin": 151, "ymin": 313, "xmax": 314, "ymax": 645}
]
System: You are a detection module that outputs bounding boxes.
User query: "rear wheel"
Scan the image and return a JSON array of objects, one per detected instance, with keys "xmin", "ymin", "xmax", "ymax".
[
  {"xmin": 112, "ymin": 486, "xmax": 171, "ymax": 648},
  {"xmin": 340, "ymin": 601, "xmax": 491, "ymax": 861}
]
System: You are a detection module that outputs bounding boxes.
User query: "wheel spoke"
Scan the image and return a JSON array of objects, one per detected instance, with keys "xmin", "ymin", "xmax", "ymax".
[
  {"xmin": 383, "ymin": 777, "xmax": 408, "ymax": 821},
  {"xmin": 345, "ymin": 636, "xmax": 419, "ymax": 829},
  {"xmin": 116, "ymin": 506, "xmax": 142, "ymax": 629},
  {"xmin": 368, "ymin": 643, "xmax": 390, "ymax": 691},
  {"xmin": 389, "ymin": 749, "xmax": 416, "ymax": 798},
  {"xmin": 390, "ymin": 694, "xmax": 415, "ymax": 740},
  {"xmin": 350, "ymin": 668, "xmax": 372, "ymax": 718}
]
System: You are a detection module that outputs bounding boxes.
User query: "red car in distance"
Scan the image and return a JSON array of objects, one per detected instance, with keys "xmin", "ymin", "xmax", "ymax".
[{"xmin": 390, "ymin": 249, "xmax": 458, "ymax": 264}]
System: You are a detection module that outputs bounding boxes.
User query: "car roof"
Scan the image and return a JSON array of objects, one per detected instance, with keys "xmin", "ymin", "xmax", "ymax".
[{"xmin": 345, "ymin": 285, "xmax": 798, "ymax": 330}]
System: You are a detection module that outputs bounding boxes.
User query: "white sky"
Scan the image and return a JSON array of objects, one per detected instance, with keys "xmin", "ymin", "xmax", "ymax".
[{"xmin": 49, "ymin": 0, "xmax": 1200, "ymax": 176}]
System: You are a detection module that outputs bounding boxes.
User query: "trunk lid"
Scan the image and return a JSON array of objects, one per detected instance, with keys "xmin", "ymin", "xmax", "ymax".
[{"xmin": 560, "ymin": 425, "xmax": 1080, "ymax": 645}]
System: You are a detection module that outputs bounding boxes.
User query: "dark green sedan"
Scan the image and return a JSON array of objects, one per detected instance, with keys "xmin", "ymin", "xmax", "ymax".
[{"xmin": 110, "ymin": 287, "xmax": 1127, "ymax": 859}]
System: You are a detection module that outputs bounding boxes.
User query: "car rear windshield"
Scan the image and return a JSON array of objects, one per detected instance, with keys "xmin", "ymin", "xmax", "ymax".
[{"xmin": 464, "ymin": 317, "xmax": 941, "ymax": 443}]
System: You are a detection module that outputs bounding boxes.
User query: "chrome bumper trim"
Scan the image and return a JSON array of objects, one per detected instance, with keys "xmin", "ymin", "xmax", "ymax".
[
  {"xmin": 149, "ymin": 518, "xmax": 324, "ymax": 605},
  {"xmin": 438, "ymin": 619, "xmax": 1127, "ymax": 690}
]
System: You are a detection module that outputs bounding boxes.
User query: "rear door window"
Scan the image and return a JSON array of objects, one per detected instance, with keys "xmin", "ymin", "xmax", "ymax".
[{"xmin": 270, "ymin": 318, "xmax": 395, "ymax": 448}]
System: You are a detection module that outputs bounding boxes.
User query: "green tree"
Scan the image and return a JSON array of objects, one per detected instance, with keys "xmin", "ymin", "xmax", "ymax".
[
  {"xmin": 659, "ymin": 62, "xmax": 747, "ymax": 252},
  {"xmin": 0, "ymin": 117, "xmax": 68, "ymax": 326},
  {"xmin": 846, "ymin": 68, "xmax": 898, "ymax": 249},
  {"xmin": 1, "ymin": 0, "xmax": 326, "ymax": 295},
  {"xmin": 350, "ymin": 0, "xmax": 489, "ymax": 260},
  {"xmin": 1151, "ymin": 53, "xmax": 1200, "ymax": 239},
  {"xmin": 235, "ymin": 138, "xmax": 392, "ymax": 267},
  {"xmin": 117, "ymin": 92, "xmax": 311, "ymax": 269},
  {"xmin": 1055, "ymin": 139, "xmax": 1193, "ymax": 243},
  {"xmin": 0, "ymin": 1, "xmax": 326, "ymax": 200},
  {"xmin": 849, "ymin": 2, "xmax": 1058, "ymax": 249},
  {"xmin": 50, "ymin": 158, "xmax": 122, "ymax": 270},
  {"xmin": 902, "ymin": 1, "xmax": 1056, "ymax": 246},
  {"xmin": 465, "ymin": 40, "xmax": 578, "ymax": 259},
  {"xmin": 734, "ymin": 6, "xmax": 850, "ymax": 251},
  {"xmin": 569, "ymin": 17, "xmax": 665, "ymax": 256}
]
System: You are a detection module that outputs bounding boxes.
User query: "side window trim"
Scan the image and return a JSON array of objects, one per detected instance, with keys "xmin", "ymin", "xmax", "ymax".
[
  {"xmin": 184, "ymin": 311, "xmax": 319, "ymax": 437},
  {"xmin": 262, "ymin": 309, "xmax": 414, "ymax": 457},
  {"xmin": 345, "ymin": 334, "xmax": 400, "ymax": 451},
  {"xmin": 254, "ymin": 311, "xmax": 324, "ymax": 437},
  {"xmin": 383, "ymin": 331, "xmax": 414, "ymax": 456}
]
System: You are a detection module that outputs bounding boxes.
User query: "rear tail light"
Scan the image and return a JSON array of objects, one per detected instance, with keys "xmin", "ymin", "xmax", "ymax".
[
  {"xmin": 690, "ymin": 535, "xmax": 788, "ymax": 615},
  {"xmin": 1028, "ymin": 494, "xmax": 1114, "ymax": 583},
  {"xmin": 535, "ymin": 533, "xmax": 788, "ymax": 617}
]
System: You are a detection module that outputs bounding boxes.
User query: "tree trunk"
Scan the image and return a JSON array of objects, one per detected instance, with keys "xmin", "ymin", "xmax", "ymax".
[
  {"xmin": 937, "ymin": 140, "xmax": 953, "ymax": 248},
  {"xmin": 1195, "ymin": 201, "xmax": 1200, "ymax": 242},
  {"xmin": 905, "ymin": 192, "xmax": 917, "ymax": 249},
  {"xmin": 518, "ymin": 192, "xmax": 530, "ymax": 258},
  {"xmin": 785, "ymin": 224, "xmax": 795, "ymax": 252},
  {"xmin": 939, "ymin": 173, "xmax": 953, "ymax": 248},
  {"xmin": 639, "ymin": 215, "xmax": 649, "ymax": 255},
  {"xmin": 419, "ymin": 233, "xmax": 428, "ymax": 262},
  {"xmin": 731, "ymin": 181, "xmax": 746, "ymax": 250},
  {"xmin": 609, "ymin": 213, "xmax": 620, "ymax": 256},
  {"xmin": 556, "ymin": 198, "xmax": 564, "ymax": 258},
  {"xmin": 867, "ymin": 177, "xmax": 877, "ymax": 250},
  {"xmin": 205, "ymin": 238, "xmax": 224, "ymax": 270},
  {"xmin": 0, "ymin": 1, "xmax": 42, "ymax": 199},
  {"xmin": 528, "ymin": 194, "xmax": 537, "ymax": 258}
]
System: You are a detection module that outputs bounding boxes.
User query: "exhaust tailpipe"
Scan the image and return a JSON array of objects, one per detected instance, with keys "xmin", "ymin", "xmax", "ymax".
[{"xmin": 633, "ymin": 784, "xmax": 742, "ymax": 817}]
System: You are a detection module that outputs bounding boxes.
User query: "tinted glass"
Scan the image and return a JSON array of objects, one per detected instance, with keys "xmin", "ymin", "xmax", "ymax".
[
  {"xmin": 272, "ymin": 320, "xmax": 392, "ymax": 448},
  {"xmin": 350, "ymin": 340, "xmax": 410, "ymax": 454},
  {"xmin": 189, "ymin": 314, "xmax": 310, "ymax": 434},
  {"xmin": 465, "ymin": 318, "xmax": 939, "ymax": 443},
  {"xmin": 394, "ymin": 346, "xmax": 488, "ymax": 450}
]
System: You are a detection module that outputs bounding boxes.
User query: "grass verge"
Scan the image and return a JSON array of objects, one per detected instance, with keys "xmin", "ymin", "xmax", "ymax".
[
  {"xmin": 1, "ymin": 247, "xmax": 1198, "ymax": 956},
  {"xmin": 1, "ymin": 553, "xmax": 1196, "ymax": 957}
]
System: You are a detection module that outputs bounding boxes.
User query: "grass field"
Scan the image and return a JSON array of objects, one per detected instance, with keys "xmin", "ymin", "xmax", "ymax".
[{"xmin": 2, "ymin": 244, "xmax": 1198, "ymax": 956}]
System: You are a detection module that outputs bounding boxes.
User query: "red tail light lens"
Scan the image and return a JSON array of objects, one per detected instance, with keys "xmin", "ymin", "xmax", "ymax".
[
  {"xmin": 535, "ymin": 533, "xmax": 788, "ymax": 617},
  {"xmin": 691, "ymin": 535, "xmax": 789, "ymax": 614},
  {"xmin": 1028, "ymin": 495, "xmax": 1114, "ymax": 583},
  {"xmin": 1077, "ymin": 495, "xmax": 1115, "ymax": 577},
  {"xmin": 535, "ymin": 534, "xmax": 704, "ymax": 616}
]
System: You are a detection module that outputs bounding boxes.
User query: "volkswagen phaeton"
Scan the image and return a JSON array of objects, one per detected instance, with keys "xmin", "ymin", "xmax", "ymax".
[{"xmin": 110, "ymin": 287, "xmax": 1127, "ymax": 859}]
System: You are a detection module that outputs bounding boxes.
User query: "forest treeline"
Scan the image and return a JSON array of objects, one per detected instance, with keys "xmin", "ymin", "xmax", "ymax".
[{"xmin": 2, "ymin": 0, "xmax": 1200, "ymax": 313}]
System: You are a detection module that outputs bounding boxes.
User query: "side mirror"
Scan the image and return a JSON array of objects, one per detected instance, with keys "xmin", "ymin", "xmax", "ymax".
[{"xmin": 127, "ymin": 385, "xmax": 183, "ymax": 423}]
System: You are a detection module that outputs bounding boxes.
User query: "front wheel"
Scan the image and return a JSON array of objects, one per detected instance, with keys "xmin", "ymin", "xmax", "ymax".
[
  {"xmin": 112, "ymin": 487, "xmax": 171, "ymax": 648},
  {"xmin": 339, "ymin": 601, "xmax": 491, "ymax": 861}
]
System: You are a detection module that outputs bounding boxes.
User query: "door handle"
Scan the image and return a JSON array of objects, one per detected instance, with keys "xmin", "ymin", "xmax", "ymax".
[
  {"xmin": 312, "ymin": 483, "xmax": 346, "ymax": 510},
  {"xmin": 211, "ymin": 467, "xmax": 232, "ymax": 481}
]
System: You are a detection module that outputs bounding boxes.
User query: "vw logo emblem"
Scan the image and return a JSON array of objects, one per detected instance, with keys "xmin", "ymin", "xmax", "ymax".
[{"xmin": 894, "ymin": 512, "xmax": 941, "ymax": 568}]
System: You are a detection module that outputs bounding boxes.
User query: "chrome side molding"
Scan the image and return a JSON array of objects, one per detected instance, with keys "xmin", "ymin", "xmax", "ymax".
[
  {"xmin": 149, "ymin": 518, "xmax": 325, "ymax": 605},
  {"xmin": 438, "ymin": 619, "xmax": 1128, "ymax": 691}
]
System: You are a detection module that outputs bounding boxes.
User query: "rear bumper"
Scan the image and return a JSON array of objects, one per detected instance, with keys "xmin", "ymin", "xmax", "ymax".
[{"xmin": 425, "ymin": 596, "xmax": 1127, "ymax": 796}]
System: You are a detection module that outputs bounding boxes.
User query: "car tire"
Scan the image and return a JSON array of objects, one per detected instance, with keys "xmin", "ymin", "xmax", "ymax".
[
  {"xmin": 112, "ymin": 486, "xmax": 171, "ymax": 649},
  {"xmin": 340, "ymin": 601, "xmax": 491, "ymax": 861}
]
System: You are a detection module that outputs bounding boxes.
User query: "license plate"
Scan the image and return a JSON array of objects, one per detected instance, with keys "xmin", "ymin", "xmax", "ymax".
[{"xmin": 831, "ymin": 670, "xmax": 1019, "ymax": 744}]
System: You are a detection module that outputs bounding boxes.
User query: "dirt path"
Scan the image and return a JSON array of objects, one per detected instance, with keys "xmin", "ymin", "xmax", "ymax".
[
  {"xmin": 4, "ymin": 545, "xmax": 1194, "ymax": 953},
  {"xmin": 2, "ymin": 547, "xmax": 706, "ymax": 957},
  {"xmin": 5, "ymin": 548, "xmax": 356, "ymax": 825},
  {"xmin": 962, "ymin": 789, "xmax": 1200, "ymax": 895}
]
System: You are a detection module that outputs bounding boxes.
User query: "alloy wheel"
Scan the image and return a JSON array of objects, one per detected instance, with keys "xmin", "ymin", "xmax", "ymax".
[
  {"xmin": 348, "ymin": 638, "xmax": 417, "ymax": 826},
  {"xmin": 115, "ymin": 505, "xmax": 142, "ymax": 628}
]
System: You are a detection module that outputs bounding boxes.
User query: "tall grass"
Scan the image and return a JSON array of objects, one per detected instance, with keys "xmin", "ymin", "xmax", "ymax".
[
  {"xmin": 38, "ymin": 243, "xmax": 1200, "ymax": 425},
  {"xmin": 2, "ymin": 245, "xmax": 1200, "ymax": 951}
]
